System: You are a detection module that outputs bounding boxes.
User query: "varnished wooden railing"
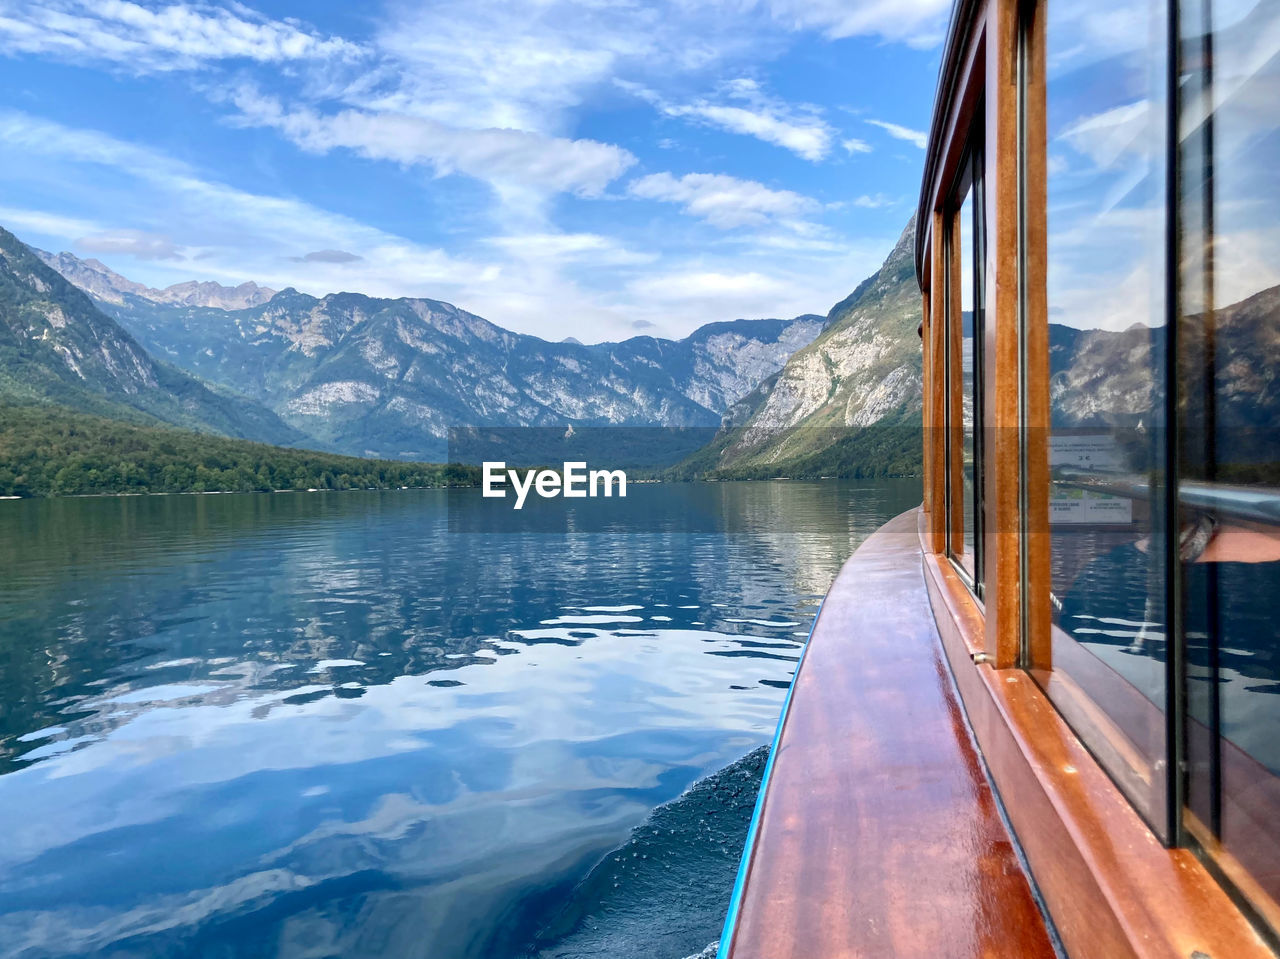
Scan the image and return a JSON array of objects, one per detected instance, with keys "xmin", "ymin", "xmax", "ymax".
[{"xmin": 719, "ymin": 508, "xmax": 1056, "ymax": 959}]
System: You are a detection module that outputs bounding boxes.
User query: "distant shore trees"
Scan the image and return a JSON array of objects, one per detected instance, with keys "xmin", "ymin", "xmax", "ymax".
[{"xmin": 0, "ymin": 404, "xmax": 479, "ymax": 497}]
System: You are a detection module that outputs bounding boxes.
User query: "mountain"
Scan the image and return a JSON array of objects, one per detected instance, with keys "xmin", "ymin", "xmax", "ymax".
[
  {"xmin": 0, "ymin": 227, "xmax": 300, "ymax": 444},
  {"xmin": 34, "ymin": 250, "xmax": 824, "ymax": 459},
  {"xmin": 31, "ymin": 248, "xmax": 275, "ymax": 309},
  {"xmin": 1050, "ymin": 283, "xmax": 1280, "ymax": 433},
  {"xmin": 1048, "ymin": 285, "xmax": 1279, "ymax": 480},
  {"xmin": 687, "ymin": 217, "xmax": 924, "ymax": 477},
  {"xmin": 1180, "ymin": 284, "xmax": 1280, "ymax": 432}
]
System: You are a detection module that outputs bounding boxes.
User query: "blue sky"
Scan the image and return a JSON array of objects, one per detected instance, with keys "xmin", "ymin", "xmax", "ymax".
[{"xmin": 0, "ymin": 0, "xmax": 947, "ymax": 341}]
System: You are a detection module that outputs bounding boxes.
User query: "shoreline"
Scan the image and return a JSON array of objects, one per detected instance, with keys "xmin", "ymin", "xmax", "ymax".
[{"xmin": 0, "ymin": 473, "xmax": 926, "ymax": 502}]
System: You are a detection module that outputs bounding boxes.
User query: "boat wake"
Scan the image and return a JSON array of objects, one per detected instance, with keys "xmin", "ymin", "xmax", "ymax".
[{"xmin": 523, "ymin": 745, "xmax": 768, "ymax": 959}]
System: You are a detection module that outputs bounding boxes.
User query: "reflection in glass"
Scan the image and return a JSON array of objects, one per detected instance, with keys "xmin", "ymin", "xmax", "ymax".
[
  {"xmin": 1178, "ymin": 0, "xmax": 1280, "ymax": 919},
  {"xmin": 1040, "ymin": 0, "xmax": 1172, "ymax": 837},
  {"xmin": 949, "ymin": 145, "xmax": 984, "ymax": 588},
  {"xmin": 960, "ymin": 185, "xmax": 977, "ymax": 573}
]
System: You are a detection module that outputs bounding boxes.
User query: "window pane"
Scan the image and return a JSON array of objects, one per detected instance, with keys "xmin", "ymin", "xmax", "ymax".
[
  {"xmin": 1041, "ymin": 0, "xmax": 1171, "ymax": 837},
  {"xmin": 959, "ymin": 183, "xmax": 978, "ymax": 577},
  {"xmin": 949, "ymin": 145, "xmax": 984, "ymax": 589},
  {"xmin": 1179, "ymin": 0, "xmax": 1280, "ymax": 916}
]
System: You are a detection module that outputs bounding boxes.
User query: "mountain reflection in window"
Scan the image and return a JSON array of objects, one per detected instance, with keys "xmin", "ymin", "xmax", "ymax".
[
  {"xmin": 948, "ymin": 139, "xmax": 984, "ymax": 591},
  {"xmin": 1039, "ymin": 0, "xmax": 1280, "ymax": 901},
  {"xmin": 959, "ymin": 184, "xmax": 978, "ymax": 580},
  {"xmin": 1178, "ymin": 0, "xmax": 1280, "ymax": 914},
  {"xmin": 1040, "ymin": 0, "xmax": 1173, "ymax": 838}
]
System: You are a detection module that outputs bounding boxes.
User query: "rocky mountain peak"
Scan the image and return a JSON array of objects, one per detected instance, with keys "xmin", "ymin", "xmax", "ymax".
[{"xmin": 32, "ymin": 248, "xmax": 277, "ymax": 310}]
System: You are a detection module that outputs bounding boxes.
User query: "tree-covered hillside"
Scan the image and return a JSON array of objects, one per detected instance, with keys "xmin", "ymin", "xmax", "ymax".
[
  {"xmin": 0, "ymin": 404, "xmax": 476, "ymax": 497},
  {"xmin": 0, "ymin": 227, "xmax": 300, "ymax": 445}
]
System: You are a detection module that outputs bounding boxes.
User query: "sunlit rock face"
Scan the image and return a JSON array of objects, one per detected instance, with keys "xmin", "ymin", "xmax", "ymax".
[
  {"xmin": 708, "ymin": 216, "xmax": 925, "ymax": 471},
  {"xmin": 0, "ymin": 227, "xmax": 298, "ymax": 444}
]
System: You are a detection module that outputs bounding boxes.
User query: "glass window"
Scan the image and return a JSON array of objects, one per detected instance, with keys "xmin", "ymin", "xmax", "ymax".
[
  {"xmin": 1039, "ymin": 0, "xmax": 1172, "ymax": 838},
  {"xmin": 1178, "ymin": 0, "xmax": 1280, "ymax": 918},
  {"xmin": 948, "ymin": 143, "xmax": 985, "ymax": 590}
]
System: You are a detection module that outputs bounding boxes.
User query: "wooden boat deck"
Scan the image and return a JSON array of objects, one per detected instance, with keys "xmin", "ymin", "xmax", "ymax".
[{"xmin": 721, "ymin": 508, "xmax": 1058, "ymax": 959}]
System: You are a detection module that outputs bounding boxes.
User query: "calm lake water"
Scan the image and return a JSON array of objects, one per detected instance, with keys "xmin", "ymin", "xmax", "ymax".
[{"xmin": 0, "ymin": 480, "xmax": 920, "ymax": 959}]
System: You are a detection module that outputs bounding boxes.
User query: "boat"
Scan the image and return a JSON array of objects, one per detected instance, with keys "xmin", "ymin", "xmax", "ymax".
[{"xmin": 716, "ymin": 0, "xmax": 1280, "ymax": 955}]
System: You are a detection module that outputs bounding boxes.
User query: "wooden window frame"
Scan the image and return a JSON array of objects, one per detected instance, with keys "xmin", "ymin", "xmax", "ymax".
[{"xmin": 913, "ymin": 0, "xmax": 1274, "ymax": 955}]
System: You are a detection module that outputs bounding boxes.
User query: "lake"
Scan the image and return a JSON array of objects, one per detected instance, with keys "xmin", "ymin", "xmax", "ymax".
[{"xmin": 0, "ymin": 480, "xmax": 921, "ymax": 959}]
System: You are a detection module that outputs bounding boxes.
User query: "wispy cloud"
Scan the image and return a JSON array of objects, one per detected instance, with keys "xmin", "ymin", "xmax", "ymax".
[
  {"xmin": 623, "ymin": 77, "xmax": 835, "ymax": 161},
  {"xmin": 291, "ymin": 249, "xmax": 363, "ymax": 264},
  {"xmin": 364, "ymin": 0, "xmax": 662, "ymax": 136},
  {"xmin": 842, "ymin": 137, "xmax": 873, "ymax": 154},
  {"xmin": 0, "ymin": 1, "xmax": 362, "ymax": 72},
  {"xmin": 852, "ymin": 193, "xmax": 897, "ymax": 208},
  {"xmin": 628, "ymin": 269, "xmax": 788, "ymax": 302},
  {"xmin": 758, "ymin": 0, "xmax": 951, "ymax": 48},
  {"xmin": 1058, "ymin": 100, "xmax": 1150, "ymax": 170},
  {"xmin": 0, "ymin": 205, "xmax": 100, "ymax": 239},
  {"xmin": 77, "ymin": 228, "xmax": 181, "ymax": 260},
  {"xmin": 486, "ymin": 233, "xmax": 655, "ymax": 266},
  {"xmin": 866, "ymin": 118, "xmax": 928, "ymax": 148},
  {"xmin": 628, "ymin": 172, "xmax": 820, "ymax": 228},
  {"xmin": 672, "ymin": 102, "xmax": 830, "ymax": 160},
  {"xmin": 0, "ymin": 110, "xmax": 499, "ymax": 293},
  {"xmin": 227, "ymin": 86, "xmax": 635, "ymax": 211}
]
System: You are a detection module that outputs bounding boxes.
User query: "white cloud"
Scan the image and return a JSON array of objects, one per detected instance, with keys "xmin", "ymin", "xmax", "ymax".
[
  {"xmin": 363, "ymin": 1, "xmax": 660, "ymax": 136},
  {"xmin": 1204, "ymin": 225, "xmax": 1280, "ymax": 311},
  {"xmin": 486, "ymin": 233, "xmax": 655, "ymax": 266},
  {"xmin": 611, "ymin": 233, "xmax": 891, "ymax": 330},
  {"xmin": 1049, "ymin": 259, "xmax": 1155, "ymax": 332},
  {"xmin": 1058, "ymin": 100, "xmax": 1150, "ymax": 170},
  {"xmin": 756, "ymin": 0, "xmax": 951, "ymax": 48},
  {"xmin": 0, "ymin": 205, "xmax": 100, "ymax": 239},
  {"xmin": 628, "ymin": 172, "xmax": 820, "ymax": 228},
  {"xmin": 623, "ymin": 77, "xmax": 835, "ymax": 161},
  {"xmin": 735, "ymin": 232, "xmax": 848, "ymax": 254},
  {"xmin": 0, "ymin": 1, "xmax": 361, "ymax": 72},
  {"xmin": 227, "ymin": 87, "xmax": 635, "ymax": 206},
  {"xmin": 1044, "ymin": 0, "xmax": 1159, "ymax": 76},
  {"xmin": 679, "ymin": 102, "xmax": 830, "ymax": 160},
  {"xmin": 1049, "ymin": 194, "xmax": 1280, "ymax": 330},
  {"xmin": 842, "ymin": 137, "xmax": 872, "ymax": 154},
  {"xmin": 629, "ymin": 269, "xmax": 787, "ymax": 302},
  {"xmin": 866, "ymin": 119, "xmax": 928, "ymax": 148},
  {"xmin": 292, "ymin": 249, "xmax": 363, "ymax": 264},
  {"xmin": 77, "ymin": 228, "xmax": 181, "ymax": 260},
  {"xmin": 0, "ymin": 111, "xmax": 499, "ymax": 296},
  {"xmin": 852, "ymin": 193, "xmax": 896, "ymax": 208}
]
